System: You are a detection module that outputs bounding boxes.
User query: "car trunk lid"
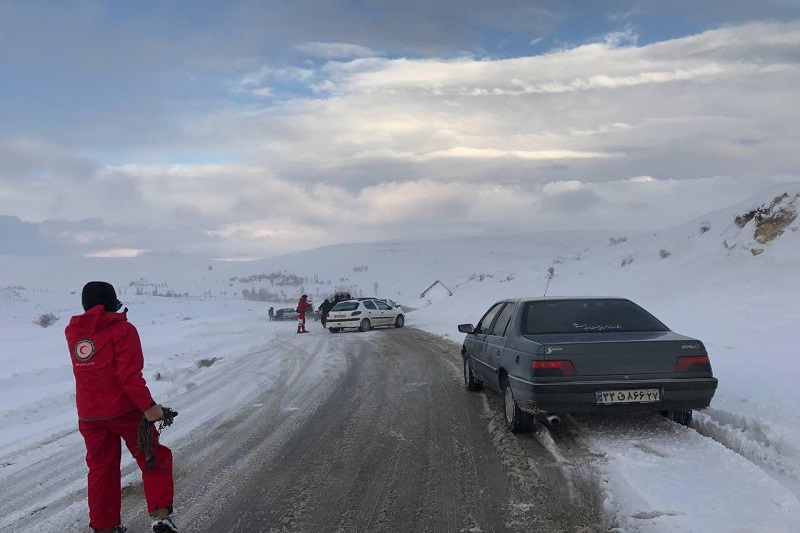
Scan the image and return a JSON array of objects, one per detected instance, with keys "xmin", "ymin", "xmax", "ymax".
[{"xmin": 528, "ymin": 331, "xmax": 707, "ymax": 376}]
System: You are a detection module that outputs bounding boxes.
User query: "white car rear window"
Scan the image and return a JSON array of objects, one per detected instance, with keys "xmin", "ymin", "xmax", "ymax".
[{"xmin": 332, "ymin": 302, "xmax": 359, "ymax": 311}]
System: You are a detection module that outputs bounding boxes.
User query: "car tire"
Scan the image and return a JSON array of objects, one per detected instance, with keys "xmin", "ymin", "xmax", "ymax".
[
  {"xmin": 463, "ymin": 356, "xmax": 482, "ymax": 391},
  {"xmin": 394, "ymin": 315, "xmax": 405, "ymax": 328},
  {"xmin": 359, "ymin": 318, "xmax": 371, "ymax": 332},
  {"xmin": 662, "ymin": 409, "xmax": 693, "ymax": 426},
  {"xmin": 501, "ymin": 377, "xmax": 533, "ymax": 433},
  {"xmin": 328, "ymin": 327, "xmax": 341, "ymax": 333}
]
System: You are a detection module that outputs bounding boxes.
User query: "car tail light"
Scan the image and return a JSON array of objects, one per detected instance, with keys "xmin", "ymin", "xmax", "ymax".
[
  {"xmin": 674, "ymin": 356, "xmax": 711, "ymax": 372},
  {"xmin": 351, "ymin": 311, "xmax": 362, "ymax": 316},
  {"xmin": 532, "ymin": 360, "xmax": 577, "ymax": 377}
]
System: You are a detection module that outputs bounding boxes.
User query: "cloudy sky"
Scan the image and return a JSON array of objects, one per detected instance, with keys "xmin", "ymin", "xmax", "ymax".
[{"xmin": 1, "ymin": 1, "xmax": 799, "ymax": 258}]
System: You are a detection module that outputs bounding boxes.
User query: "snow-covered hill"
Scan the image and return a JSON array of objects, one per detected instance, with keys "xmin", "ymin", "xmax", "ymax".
[{"xmin": 1, "ymin": 182, "xmax": 799, "ymax": 531}]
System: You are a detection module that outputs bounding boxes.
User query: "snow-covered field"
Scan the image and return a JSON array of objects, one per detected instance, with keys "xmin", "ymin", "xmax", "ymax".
[{"xmin": 2, "ymin": 183, "xmax": 799, "ymax": 531}]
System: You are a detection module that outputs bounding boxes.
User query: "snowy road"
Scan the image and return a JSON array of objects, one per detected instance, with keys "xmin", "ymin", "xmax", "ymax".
[
  {"xmin": 117, "ymin": 327, "xmax": 603, "ymax": 533},
  {"xmin": 4, "ymin": 323, "xmax": 797, "ymax": 532}
]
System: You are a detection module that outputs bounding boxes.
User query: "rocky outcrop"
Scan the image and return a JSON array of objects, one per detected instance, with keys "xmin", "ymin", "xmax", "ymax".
[{"xmin": 734, "ymin": 192, "xmax": 798, "ymax": 245}]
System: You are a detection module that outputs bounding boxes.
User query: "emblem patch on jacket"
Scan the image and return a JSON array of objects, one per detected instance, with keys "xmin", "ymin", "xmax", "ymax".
[{"xmin": 74, "ymin": 339, "xmax": 96, "ymax": 361}]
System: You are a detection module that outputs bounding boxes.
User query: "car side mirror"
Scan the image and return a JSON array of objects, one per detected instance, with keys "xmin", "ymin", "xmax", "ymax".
[{"xmin": 458, "ymin": 323, "xmax": 475, "ymax": 334}]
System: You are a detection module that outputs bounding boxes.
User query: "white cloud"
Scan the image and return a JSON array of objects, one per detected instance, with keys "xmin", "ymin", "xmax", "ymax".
[
  {"xmin": 251, "ymin": 87, "xmax": 274, "ymax": 97},
  {"xmin": 86, "ymin": 248, "xmax": 147, "ymax": 258},
  {"xmin": 421, "ymin": 147, "xmax": 615, "ymax": 161},
  {"xmin": 295, "ymin": 42, "xmax": 379, "ymax": 58},
  {"xmin": 608, "ymin": 8, "xmax": 642, "ymax": 22},
  {"xmin": 239, "ymin": 65, "xmax": 314, "ymax": 88},
  {"xmin": 600, "ymin": 27, "xmax": 639, "ymax": 47},
  {"xmin": 3, "ymin": 22, "xmax": 800, "ymax": 257}
]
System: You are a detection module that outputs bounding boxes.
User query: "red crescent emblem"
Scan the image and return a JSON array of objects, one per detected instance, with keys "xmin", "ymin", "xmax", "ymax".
[{"xmin": 74, "ymin": 339, "xmax": 96, "ymax": 361}]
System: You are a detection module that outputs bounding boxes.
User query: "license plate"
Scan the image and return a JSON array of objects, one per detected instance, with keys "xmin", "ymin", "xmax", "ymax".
[{"xmin": 596, "ymin": 388, "xmax": 661, "ymax": 405}]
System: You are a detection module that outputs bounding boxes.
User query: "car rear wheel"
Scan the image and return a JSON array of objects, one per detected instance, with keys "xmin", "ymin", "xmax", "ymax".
[
  {"xmin": 463, "ymin": 356, "xmax": 482, "ymax": 391},
  {"xmin": 394, "ymin": 314, "xmax": 404, "ymax": 328},
  {"xmin": 662, "ymin": 409, "xmax": 693, "ymax": 426},
  {"xmin": 501, "ymin": 377, "xmax": 533, "ymax": 433},
  {"xmin": 328, "ymin": 327, "xmax": 341, "ymax": 333},
  {"xmin": 359, "ymin": 318, "xmax": 371, "ymax": 332}
]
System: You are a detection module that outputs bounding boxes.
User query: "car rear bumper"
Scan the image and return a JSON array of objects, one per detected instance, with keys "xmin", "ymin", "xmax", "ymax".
[
  {"xmin": 512, "ymin": 376, "xmax": 718, "ymax": 414},
  {"xmin": 326, "ymin": 318, "xmax": 360, "ymax": 329}
]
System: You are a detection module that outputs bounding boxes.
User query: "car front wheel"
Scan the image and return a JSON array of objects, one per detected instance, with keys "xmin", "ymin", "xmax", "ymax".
[
  {"xmin": 359, "ymin": 318, "xmax": 371, "ymax": 332},
  {"xmin": 394, "ymin": 315, "xmax": 404, "ymax": 328},
  {"xmin": 502, "ymin": 377, "xmax": 533, "ymax": 433},
  {"xmin": 463, "ymin": 356, "xmax": 482, "ymax": 391},
  {"xmin": 328, "ymin": 327, "xmax": 341, "ymax": 333}
]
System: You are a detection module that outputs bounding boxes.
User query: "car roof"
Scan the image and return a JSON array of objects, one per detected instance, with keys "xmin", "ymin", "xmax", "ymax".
[{"xmin": 506, "ymin": 296, "xmax": 628, "ymax": 302}]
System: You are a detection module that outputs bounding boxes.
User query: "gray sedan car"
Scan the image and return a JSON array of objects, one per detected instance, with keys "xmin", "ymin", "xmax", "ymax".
[{"xmin": 459, "ymin": 297, "xmax": 718, "ymax": 432}]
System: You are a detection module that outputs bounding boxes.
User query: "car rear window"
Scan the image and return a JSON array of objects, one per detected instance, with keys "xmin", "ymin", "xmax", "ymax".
[
  {"xmin": 332, "ymin": 302, "xmax": 359, "ymax": 311},
  {"xmin": 522, "ymin": 299, "xmax": 668, "ymax": 334}
]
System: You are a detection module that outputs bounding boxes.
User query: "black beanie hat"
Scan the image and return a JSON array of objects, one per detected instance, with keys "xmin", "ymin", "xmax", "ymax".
[{"xmin": 81, "ymin": 281, "xmax": 122, "ymax": 312}]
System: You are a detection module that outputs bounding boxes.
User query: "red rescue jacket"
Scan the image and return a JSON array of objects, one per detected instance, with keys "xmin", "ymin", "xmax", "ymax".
[
  {"xmin": 297, "ymin": 298, "xmax": 310, "ymax": 318},
  {"xmin": 65, "ymin": 305, "xmax": 155, "ymax": 420}
]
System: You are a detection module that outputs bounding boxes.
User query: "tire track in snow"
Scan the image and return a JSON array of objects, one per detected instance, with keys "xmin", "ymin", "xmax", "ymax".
[
  {"xmin": 692, "ymin": 407, "xmax": 800, "ymax": 498},
  {"xmin": 567, "ymin": 413, "xmax": 800, "ymax": 532}
]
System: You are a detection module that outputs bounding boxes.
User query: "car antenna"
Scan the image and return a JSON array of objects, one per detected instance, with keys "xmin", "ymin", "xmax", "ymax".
[{"xmin": 543, "ymin": 266, "xmax": 555, "ymax": 297}]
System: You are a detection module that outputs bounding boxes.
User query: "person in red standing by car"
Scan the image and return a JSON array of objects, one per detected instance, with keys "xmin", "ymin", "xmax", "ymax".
[
  {"xmin": 65, "ymin": 281, "xmax": 178, "ymax": 533},
  {"xmin": 296, "ymin": 294, "xmax": 310, "ymax": 333}
]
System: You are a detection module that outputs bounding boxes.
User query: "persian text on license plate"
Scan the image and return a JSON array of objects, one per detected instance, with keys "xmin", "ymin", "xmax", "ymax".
[{"xmin": 595, "ymin": 388, "xmax": 660, "ymax": 405}]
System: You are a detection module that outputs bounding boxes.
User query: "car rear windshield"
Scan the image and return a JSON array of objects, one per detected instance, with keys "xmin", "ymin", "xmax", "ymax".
[
  {"xmin": 331, "ymin": 302, "xmax": 359, "ymax": 311},
  {"xmin": 522, "ymin": 299, "xmax": 669, "ymax": 334}
]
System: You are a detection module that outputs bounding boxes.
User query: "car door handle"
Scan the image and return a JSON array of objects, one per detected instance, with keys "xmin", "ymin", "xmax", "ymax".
[
  {"xmin": 515, "ymin": 356, "xmax": 519, "ymax": 363},
  {"xmin": 495, "ymin": 350, "xmax": 501, "ymax": 357}
]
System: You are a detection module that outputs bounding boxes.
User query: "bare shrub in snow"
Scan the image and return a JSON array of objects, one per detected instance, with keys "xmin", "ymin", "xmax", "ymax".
[
  {"xmin": 35, "ymin": 313, "xmax": 59, "ymax": 328},
  {"xmin": 700, "ymin": 222, "xmax": 711, "ymax": 234},
  {"xmin": 196, "ymin": 357, "xmax": 220, "ymax": 368},
  {"xmin": 543, "ymin": 266, "xmax": 555, "ymax": 296},
  {"xmin": 621, "ymin": 256, "xmax": 634, "ymax": 267},
  {"xmin": 659, "ymin": 249, "xmax": 672, "ymax": 259},
  {"xmin": 609, "ymin": 236, "xmax": 628, "ymax": 245}
]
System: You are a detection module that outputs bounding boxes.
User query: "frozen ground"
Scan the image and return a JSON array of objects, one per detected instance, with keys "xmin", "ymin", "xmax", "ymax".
[{"xmin": 1, "ymin": 183, "xmax": 799, "ymax": 531}]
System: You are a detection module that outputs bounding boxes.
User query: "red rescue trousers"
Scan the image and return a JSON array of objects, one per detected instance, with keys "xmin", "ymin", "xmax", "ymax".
[
  {"xmin": 297, "ymin": 314, "xmax": 306, "ymax": 332},
  {"xmin": 78, "ymin": 411, "xmax": 174, "ymax": 530}
]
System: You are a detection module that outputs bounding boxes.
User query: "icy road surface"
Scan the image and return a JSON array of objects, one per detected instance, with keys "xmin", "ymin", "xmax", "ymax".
[
  {"xmin": 2, "ymin": 327, "xmax": 602, "ymax": 532},
  {"xmin": 2, "ymin": 326, "xmax": 797, "ymax": 532}
]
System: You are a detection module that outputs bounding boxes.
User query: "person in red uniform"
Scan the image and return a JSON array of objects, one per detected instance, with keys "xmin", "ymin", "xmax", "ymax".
[
  {"xmin": 296, "ymin": 294, "xmax": 310, "ymax": 333},
  {"xmin": 65, "ymin": 281, "xmax": 178, "ymax": 533}
]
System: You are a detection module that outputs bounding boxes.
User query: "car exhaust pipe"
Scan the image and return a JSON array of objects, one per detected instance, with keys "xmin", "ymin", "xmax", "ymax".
[{"xmin": 545, "ymin": 414, "xmax": 561, "ymax": 427}]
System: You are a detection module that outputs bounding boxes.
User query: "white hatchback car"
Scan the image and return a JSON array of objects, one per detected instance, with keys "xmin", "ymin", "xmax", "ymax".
[{"xmin": 326, "ymin": 299, "xmax": 405, "ymax": 332}]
